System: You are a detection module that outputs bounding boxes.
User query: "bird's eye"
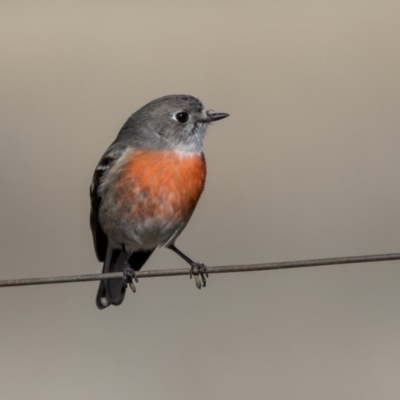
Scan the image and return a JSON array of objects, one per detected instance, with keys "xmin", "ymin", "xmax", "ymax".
[{"xmin": 174, "ymin": 112, "xmax": 189, "ymax": 124}]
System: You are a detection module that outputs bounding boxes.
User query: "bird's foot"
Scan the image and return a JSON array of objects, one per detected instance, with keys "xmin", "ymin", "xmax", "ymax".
[
  {"xmin": 190, "ymin": 263, "xmax": 208, "ymax": 289},
  {"xmin": 123, "ymin": 265, "xmax": 138, "ymax": 293}
]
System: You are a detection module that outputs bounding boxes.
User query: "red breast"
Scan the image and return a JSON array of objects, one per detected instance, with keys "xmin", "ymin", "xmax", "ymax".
[{"xmin": 113, "ymin": 149, "xmax": 206, "ymax": 223}]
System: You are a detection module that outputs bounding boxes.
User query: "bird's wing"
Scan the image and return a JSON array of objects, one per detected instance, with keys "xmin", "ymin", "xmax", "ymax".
[{"xmin": 90, "ymin": 145, "xmax": 126, "ymax": 261}]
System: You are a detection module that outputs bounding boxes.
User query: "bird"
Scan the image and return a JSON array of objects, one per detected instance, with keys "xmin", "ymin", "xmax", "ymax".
[{"xmin": 90, "ymin": 95, "xmax": 229, "ymax": 309}]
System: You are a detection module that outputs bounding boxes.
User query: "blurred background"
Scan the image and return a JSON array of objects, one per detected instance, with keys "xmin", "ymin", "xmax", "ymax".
[{"xmin": 1, "ymin": 1, "xmax": 400, "ymax": 399}]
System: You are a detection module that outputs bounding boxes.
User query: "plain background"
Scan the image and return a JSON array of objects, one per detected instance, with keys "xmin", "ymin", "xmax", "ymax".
[{"xmin": 1, "ymin": 1, "xmax": 400, "ymax": 399}]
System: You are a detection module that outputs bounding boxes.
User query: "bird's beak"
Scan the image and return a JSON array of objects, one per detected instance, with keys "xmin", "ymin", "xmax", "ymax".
[{"xmin": 205, "ymin": 111, "xmax": 230, "ymax": 122}]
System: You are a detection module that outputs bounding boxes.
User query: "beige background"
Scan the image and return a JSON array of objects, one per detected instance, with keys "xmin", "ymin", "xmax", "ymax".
[{"xmin": 1, "ymin": 1, "xmax": 400, "ymax": 399}]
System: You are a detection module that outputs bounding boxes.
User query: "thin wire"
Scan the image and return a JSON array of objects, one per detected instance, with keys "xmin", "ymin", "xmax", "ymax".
[{"xmin": 0, "ymin": 253, "xmax": 399, "ymax": 288}]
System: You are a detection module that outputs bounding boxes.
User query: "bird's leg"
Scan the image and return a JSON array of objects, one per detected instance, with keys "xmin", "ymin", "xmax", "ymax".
[
  {"xmin": 121, "ymin": 244, "xmax": 138, "ymax": 293},
  {"xmin": 167, "ymin": 244, "xmax": 208, "ymax": 289}
]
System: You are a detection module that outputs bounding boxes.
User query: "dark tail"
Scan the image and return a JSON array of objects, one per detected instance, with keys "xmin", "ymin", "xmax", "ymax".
[{"xmin": 96, "ymin": 247, "xmax": 153, "ymax": 309}]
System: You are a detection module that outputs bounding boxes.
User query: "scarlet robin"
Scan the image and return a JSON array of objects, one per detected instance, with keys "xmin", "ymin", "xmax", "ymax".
[{"xmin": 90, "ymin": 95, "xmax": 229, "ymax": 309}]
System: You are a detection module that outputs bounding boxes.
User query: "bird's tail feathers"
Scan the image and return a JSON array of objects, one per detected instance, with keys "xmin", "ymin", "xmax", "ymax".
[
  {"xmin": 96, "ymin": 247, "xmax": 154, "ymax": 309},
  {"xmin": 96, "ymin": 248, "xmax": 125, "ymax": 309}
]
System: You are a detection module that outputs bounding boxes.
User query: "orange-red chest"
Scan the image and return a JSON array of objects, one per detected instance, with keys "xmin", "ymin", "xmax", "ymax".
[{"xmin": 114, "ymin": 150, "xmax": 206, "ymax": 223}]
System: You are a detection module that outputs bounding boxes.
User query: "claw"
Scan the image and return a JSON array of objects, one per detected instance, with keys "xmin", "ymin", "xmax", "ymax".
[
  {"xmin": 190, "ymin": 262, "xmax": 208, "ymax": 289},
  {"xmin": 129, "ymin": 281, "xmax": 137, "ymax": 293},
  {"xmin": 123, "ymin": 265, "xmax": 138, "ymax": 292},
  {"xmin": 193, "ymin": 274, "xmax": 202, "ymax": 289}
]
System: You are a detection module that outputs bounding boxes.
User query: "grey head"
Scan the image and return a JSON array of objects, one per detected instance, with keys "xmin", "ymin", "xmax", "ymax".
[{"xmin": 117, "ymin": 95, "xmax": 229, "ymax": 153}]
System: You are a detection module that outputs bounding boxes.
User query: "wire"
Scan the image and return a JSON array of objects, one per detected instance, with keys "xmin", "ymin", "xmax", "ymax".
[{"xmin": 0, "ymin": 252, "xmax": 399, "ymax": 288}]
